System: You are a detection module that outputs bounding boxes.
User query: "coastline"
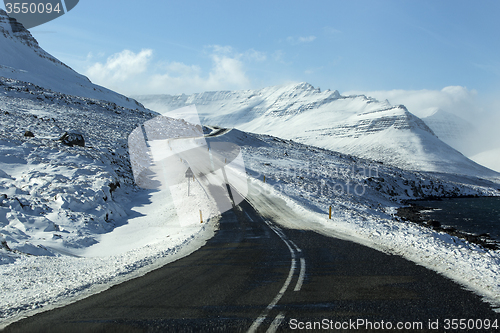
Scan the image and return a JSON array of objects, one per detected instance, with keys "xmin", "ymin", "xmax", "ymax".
[{"xmin": 396, "ymin": 196, "xmax": 500, "ymax": 251}]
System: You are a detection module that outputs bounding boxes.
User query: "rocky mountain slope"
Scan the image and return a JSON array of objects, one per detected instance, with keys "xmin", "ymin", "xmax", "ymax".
[{"xmin": 0, "ymin": 9, "xmax": 144, "ymax": 110}]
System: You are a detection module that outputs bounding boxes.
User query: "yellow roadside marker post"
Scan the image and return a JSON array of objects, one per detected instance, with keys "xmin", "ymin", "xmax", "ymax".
[
  {"xmin": 200, "ymin": 210, "xmax": 203, "ymax": 223},
  {"xmin": 329, "ymin": 206, "xmax": 332, "ymax": 219}
]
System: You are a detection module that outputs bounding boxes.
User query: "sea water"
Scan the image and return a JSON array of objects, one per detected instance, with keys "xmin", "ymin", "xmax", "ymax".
[{"xmin": 414, "ymin": 197, "xmax": 500, "ymax": 241}]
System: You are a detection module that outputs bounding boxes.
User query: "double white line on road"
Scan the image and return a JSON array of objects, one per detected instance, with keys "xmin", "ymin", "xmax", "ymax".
[{"xmin": 245, "ymin": 212, "xmax": 306, "ymax": 333}]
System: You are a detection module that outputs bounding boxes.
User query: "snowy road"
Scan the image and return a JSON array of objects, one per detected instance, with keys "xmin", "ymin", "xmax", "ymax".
[
  {"xmin": 3, "ymin": 126, "xmax": 500, "ymax": 331},
  {"xmin": 4, "ymin": 198, "xmax": 500, "ymax": 332}
]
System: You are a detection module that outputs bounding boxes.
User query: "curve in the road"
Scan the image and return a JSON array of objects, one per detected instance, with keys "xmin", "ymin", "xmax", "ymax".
[{"xmin": 4, "ymin": 200, "xmax": 500, "ymax": 333}]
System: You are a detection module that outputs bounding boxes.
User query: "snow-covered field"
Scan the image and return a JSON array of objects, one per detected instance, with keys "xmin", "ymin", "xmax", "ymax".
[{"xmin": 0, "ymin": 188, "xmax": 217, "ymax": 329}]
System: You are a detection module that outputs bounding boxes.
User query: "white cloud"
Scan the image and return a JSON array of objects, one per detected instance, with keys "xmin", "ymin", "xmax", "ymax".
[
  {"xmin": 272, "ymin": 50, "xmax": 285, "ymax": 62},
  {"xmin": 208, "ymin": 54, "xmax": 249, "ymax": 88},
  {"xmin": 299, "ymin": 36, "xmax": 316, "ymax": 43},
  {"xmin": 149, "ymin": 53, "xmax": 249, "ymax": 94},
  {"xmin": 161, "ymin": 61, "xmax": 202, "ymax": 76},
  {"xmin": 86, "ymin": 49, "xmax": 152, "ymax": 84},
  {"xmin": 85, "ymin": 46, "xmax": 256, "ymax": 95},
  {"xmin": 287, "ymin": 36, "xmax": 317, "ymax": 45},
  {"xmin": 344, "ymin": 86, "xmax": 480, "ymax": 121},
  {"xmin": 304, "ymin": 66, "xmax": 324, "ymax": 75},
  {"xmin": 209, "ymin": 45, "xmax": 234, "ymax": 56}
]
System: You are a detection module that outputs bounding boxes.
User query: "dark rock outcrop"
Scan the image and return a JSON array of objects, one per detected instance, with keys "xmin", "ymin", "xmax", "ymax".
[{"xmin": 59, "ymin": 132, "xmax": 85, "ymax": 147}]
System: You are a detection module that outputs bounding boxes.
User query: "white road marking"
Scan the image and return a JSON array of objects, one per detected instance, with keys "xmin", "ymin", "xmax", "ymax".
[
  {"xmin": 266, "ymin": 312, "xmax": 286, "ymax": 333},
  {"xmin": 244, "ymin": 208, "xmax": 306, "ymax": 332},
  {"xmin": 294, "ymin": 258, "xmax": 306, "ymax": 292},
  {"xmin": 268, "ymin": 225, "xmax": 287, "ymax": 240},
  {"xmin": 247, "ymin": 220, "xmax": 297, "ymax": 333},
  {"xmin": 289, "ymin": 240, "xmax": 302, "ymax": 252}
]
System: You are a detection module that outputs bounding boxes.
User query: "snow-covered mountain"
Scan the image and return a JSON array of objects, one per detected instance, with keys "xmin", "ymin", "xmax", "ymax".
[
  {"xmin": 134, "ymin": 83, "xmax": 499, "ymax": 179},
  {"xmin": 0, "ymin": 10, "xmax": 144, "ymax": 110}
]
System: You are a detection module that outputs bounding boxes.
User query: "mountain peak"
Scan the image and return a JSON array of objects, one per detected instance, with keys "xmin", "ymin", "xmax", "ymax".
[
  {"xmin": 278, "ymin": 82, "xmax": 341, "ymax": 100},
  {"xmin": 292, "ymin": 82, "xmax": 315, "ymax": 90}
]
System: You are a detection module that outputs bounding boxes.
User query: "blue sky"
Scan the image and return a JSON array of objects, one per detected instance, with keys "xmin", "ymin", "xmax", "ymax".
[{"xmin": 2, "ymin": 0, "xmax": 499, "ymax": 122}]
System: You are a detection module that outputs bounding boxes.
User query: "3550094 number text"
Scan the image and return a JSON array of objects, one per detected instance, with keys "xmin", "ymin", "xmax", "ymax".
[
  {"xmin": 5, "ymin": 2, "xmax": 62, "ymax": 15},
  {"xmin": 443, "ymin": 319, "xmax": 498, "ymax": 330}
]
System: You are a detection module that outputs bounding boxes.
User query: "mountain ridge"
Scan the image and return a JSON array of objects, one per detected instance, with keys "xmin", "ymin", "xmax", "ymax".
[{"xmin": 134, "ymin": 83, "xmax": 498, "ymax": 179}]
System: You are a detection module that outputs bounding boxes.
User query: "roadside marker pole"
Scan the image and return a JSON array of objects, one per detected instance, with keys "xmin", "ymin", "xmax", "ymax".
[
  {"xmin": 263, "ymin": 175, "xmax": 266, "ymax": 183},
  {"xmin": 200, "ymin": 210, "xmax": 203, "ymax": 223},
  {"xmin": 329, "ymin": 206, "xmax": 332, "ymax": 219}
]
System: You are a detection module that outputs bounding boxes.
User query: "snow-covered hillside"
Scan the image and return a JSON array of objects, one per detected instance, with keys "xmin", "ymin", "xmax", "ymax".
[
  {"xmin": 0, "ymin": 10, "xmax": 144, "ymax": 110},
  {"xmin": 135, "ymin": 83, "xmax": 499, "ymax": 179},
  {"xmin": 0, "ymin": 76, "xmax": 156, "ymax": 260}
]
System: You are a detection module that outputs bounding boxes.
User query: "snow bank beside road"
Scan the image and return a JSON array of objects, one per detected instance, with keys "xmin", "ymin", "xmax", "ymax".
[
  {"xmin": 0, "ymin": 182, "xmax": 218, "ymax": 329},
  {"xmin": 247, "ymin": 179, "xmax": 500, "ymax": 311},
  {"xmin": 0, "ymin": 77, "xmax": 156, "ymax": 261},
  {"xmin": 0, "ymin": 78, "xmax": 220, "ymax": 327}
]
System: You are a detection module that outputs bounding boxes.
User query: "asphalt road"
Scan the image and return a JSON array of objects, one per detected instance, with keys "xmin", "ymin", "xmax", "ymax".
[{"xmin": 4, "ymin": 198, "xmax": 500, "ymax": 333}]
